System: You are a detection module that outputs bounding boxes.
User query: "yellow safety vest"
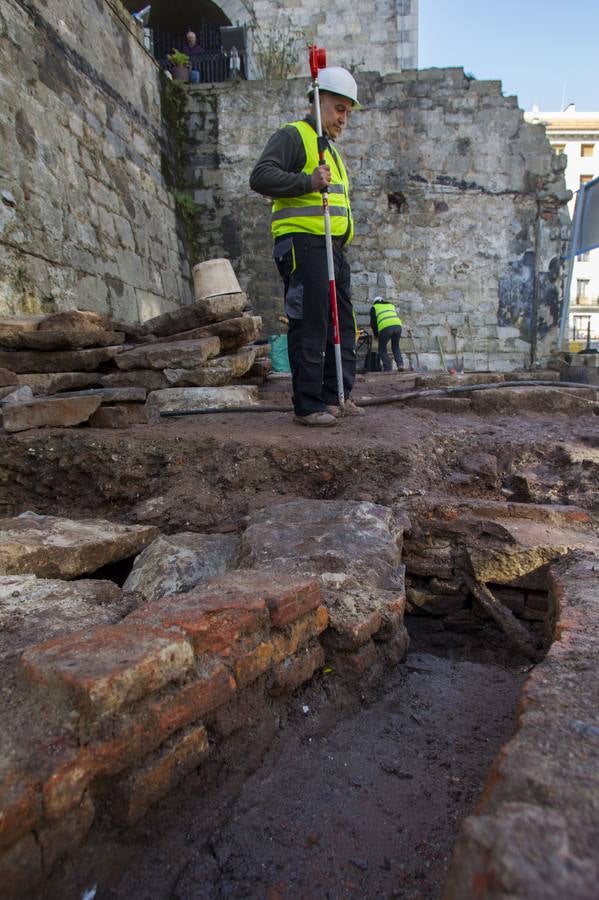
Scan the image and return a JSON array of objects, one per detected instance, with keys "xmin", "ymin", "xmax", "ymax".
[
  {"xmin": 374, "ymin": 302, "xmax": 402, "ymax": 330},
  {"xmin": 271, "ymin": 120, "xmax": 353, "ymax": 243}
]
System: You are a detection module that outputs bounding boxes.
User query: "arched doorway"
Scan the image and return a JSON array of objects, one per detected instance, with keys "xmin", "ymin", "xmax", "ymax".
[{"xmin": 122, "ymin": 1, "xmax": 247, "ymax": 82}]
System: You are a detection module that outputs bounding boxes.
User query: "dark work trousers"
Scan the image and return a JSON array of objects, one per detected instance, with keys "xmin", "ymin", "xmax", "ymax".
[
  {"xmin": 378, "ymin": 325, "xmax": 404, "ymax": 371},
  {"xmin": 274, "ymin": 233, "xmax": 356, "ymax": 416}
]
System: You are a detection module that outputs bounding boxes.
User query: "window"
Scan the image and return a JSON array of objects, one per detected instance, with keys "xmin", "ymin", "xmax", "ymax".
[
  {"xmin": 576, "ymin": 279, "xmax": 590, "ymax": 303},
  {"xmin": 581, "ymin": 143, "xmax": 595, "ymax": 157},
  {"xmin": 552, "ymin": 143, "xmax": 566, "ymax": 155},
  {"xmin": 573, "ymin": 316, "xmax": 591, "ymax": 341},
  {"xmin": 580, "ymin": 174, "xmax": 593, "ymax": 186}
]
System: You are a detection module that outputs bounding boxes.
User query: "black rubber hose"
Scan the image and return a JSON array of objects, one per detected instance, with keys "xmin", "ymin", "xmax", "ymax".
[{"xmin": 159, "ymin": 379, "xmax": 596, "ymax": 418}]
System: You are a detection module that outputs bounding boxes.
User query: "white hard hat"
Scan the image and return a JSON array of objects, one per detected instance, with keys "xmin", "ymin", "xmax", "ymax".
[
  {"xmin": 373, "ymin": 296, "xmax": 384, "ymax": 303},
  {"xmin": 311, "ymin": 66, "xmax": 361, "ymax": 109}
]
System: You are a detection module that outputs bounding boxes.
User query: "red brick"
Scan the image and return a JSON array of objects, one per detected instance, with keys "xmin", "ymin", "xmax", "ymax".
[
  {"xmin": 21, "ymin": 622, "xmax": 194, "ymax": 719},
  {"xmin": 214, "ymin": 571, "xmax": 323, "ymax": 628},
  {"xmin": 271, "ymin": 606, "xmax": 329, "ymax": 663},
  {"xmin": 126, "ymin": 585, "xmax": 269, "ymax": 657},
  {"xmin": 270, "ymin": 643, "xmax": 325, "ymax": 696},
  {"xmin": 119, "ymin": 724, "xmax": 209, "ymax": 824},
  {"xmin": 149, "ymin": 661, "xmax": 236, "ymax": 735},
  {"xmin": 374, "ymin": 593, "xmax": 406, "ymax": 641},
  {"xmin": 0, "ymin": 770, "xmax": 41, "ymax": 850},
  {"xmin": 330, "ymin": 640, "xmax": 378, "ymax": 678},
  {"xmin": 42, "ymin": 662, "xmax": 235, "ymax": 819},
  {"xmin": 325, "ymin": 609, "xmax": 383, "ymax": 651},
  {"xmin": 234, "ymin": 640, "xmax": 273, "ymax": 688}
]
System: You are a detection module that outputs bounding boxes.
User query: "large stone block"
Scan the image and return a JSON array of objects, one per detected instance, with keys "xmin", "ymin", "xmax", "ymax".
[
  {"xmin": 123, "ymin": 532, "xmax": 240, "ymax": 602},
  {"xmin": 1, "ymin": 395, "xmax": 102, "ymax": 432},
  {"xmin": 0, "ymin": 512, "xmax": 158, "ymax": 578},
  {"xmin": 0, "ymin": 346, "xmax": 123, "ymax": 374},
  {"xmin": 0, "ymin": 575, "xmax": 123, "ymax": 660},
  {"xmin": 239, "ymin": 499, "xmax": 405, "ymax": 589},
  {"xmin": 15, "ymin": 372, "xmax": 101, "ymax": 395},
  {"xmin": 115, "ymin": 336, "xmax": 220, "ymax": 371},
  {"xmin": 146, "ymin": 385, "xmax": 259, "ymax": 414},
  {"xmin": 0, "ymin": 330, "xmax": 125, "ymax": 351},
  {"xmin": 142, "ymin": 293, "xmax": 247, "ymax": 338}
]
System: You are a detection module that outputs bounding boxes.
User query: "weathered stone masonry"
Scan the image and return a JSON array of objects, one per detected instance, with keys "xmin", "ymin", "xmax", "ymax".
[
  {"xmin": 187, "ymin": 70, "xmax": 569, "ymax": 368},
  {"xmin": 0, "ymin": 0, "xmax": 190, "ymax": 321}
]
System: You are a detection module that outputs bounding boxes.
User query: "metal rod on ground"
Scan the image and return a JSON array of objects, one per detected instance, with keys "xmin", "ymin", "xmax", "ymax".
[
  {"xmin": 158, "ymin": 380, "xmax": 596, "ymax": 417},
  {"xmin": 309, "ymin": 43, "xmax": 344, "ymax": 408}
]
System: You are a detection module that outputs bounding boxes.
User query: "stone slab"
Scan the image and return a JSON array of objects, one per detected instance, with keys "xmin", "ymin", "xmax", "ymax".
[
  {"xmin": 0, "ymin": 346, "xmax": 124, "ymax": 374},
  {"xmin": 156, "ymin": 316, "xmax": 262, "ymax": 351},
  {"xmin": 100, "ymin": 370, "xmax": 170, "ymax": 392},
  {"xmin": 123, "ymin": 533, "xmax": 240, "ymax": 602},
  {"xmin": 141, "ymin": 292, "xmax": 247, "ymax": 338},
  {"xmin": 37, "ymin": 311, "xmax": 107, "ymax": 333},
  {"xmin": 15, "ymin": 372, "xmax": 101, "ymax": 395},
  {"xmin": 0, "ymin": 575, "xmax": 124, "ymax": 660},
  {"xmin": 1, "ymin": 396, "xmax": 101, "ymax": 432},
  {"xmin": 0, "ymin": 331, "xmax": 125, "ymax": 351},
  {"xmin": 240, "ymin": 499, "xmax": 405, "ymax": 589},
  {"xmin": 164, "ymin": 347, "xmax": 257, "ymax": 388},
  {"xmin": 0, "ymin": 512, "xmax": 158, "ymax": 578},
  {"xmin": 52, "ymin": 387, "xmax": 147, "ymax": 404},
  {"xmin": 115, "ymin": 337, "xmax": 220, "ymax": 371},
  {"xmin": 146, "ymin": 385, "xmax": 259, "ymax": 414}
]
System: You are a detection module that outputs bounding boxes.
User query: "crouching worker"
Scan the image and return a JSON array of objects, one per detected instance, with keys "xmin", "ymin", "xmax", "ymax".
[
  {"xmin": 249, "ymin": 67, "xmax": 364, "ymax": 426},
  {"xmin": 370, "ymin": 296, "xmax": 404, "ymax": 371}
]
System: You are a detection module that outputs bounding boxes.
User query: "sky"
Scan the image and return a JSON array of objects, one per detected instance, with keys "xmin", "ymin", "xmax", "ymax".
[{"xmin": 419, "ymin": 0, "xmax": 599, "ymax": 112}]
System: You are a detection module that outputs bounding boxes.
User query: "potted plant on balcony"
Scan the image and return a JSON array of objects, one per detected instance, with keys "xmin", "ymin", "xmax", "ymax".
[{"xmin": 168, "ymin": 49, "xmax": 191, "ymax": 82}]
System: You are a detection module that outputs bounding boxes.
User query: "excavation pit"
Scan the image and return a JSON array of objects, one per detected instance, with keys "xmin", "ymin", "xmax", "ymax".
[{"xmin": 0, "ymin": 373, "xmax": 597, "ymax": 899}]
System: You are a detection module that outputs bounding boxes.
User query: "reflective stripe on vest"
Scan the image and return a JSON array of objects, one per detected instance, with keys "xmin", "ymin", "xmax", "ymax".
[
  {"xmin": 271, "ymin": 120, "xmax": 353, "ymax": 243},
  {"xmin": 374, "ymin": 302, "xmax": 402, "ymax": 330}
]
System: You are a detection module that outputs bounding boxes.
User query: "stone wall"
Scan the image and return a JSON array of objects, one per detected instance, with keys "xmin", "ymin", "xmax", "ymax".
[
  {"xmin": 186, "ymin": 70, "xmax": 570, "ymax": 368},
  {"xmin": 218, "ymin": 0, "xmax": 418, "ymax": 79},
  {"xmin": 0, "ymin": 0, "xmax": 191, "ymax": 322}
]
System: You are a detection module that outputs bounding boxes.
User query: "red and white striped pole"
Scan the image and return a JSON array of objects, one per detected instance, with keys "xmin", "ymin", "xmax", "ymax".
[{"xmin": 309, "ymin": 44, "xmax": 345, "ymax": 409}]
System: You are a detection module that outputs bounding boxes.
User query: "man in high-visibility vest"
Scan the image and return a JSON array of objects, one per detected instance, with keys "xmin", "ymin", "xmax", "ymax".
[
  {"xmin": 250, "ymin": 67, "xmax": 364, "ymax": 427},
  {"xmin": 370, "ymin": 296, "xmax": 405, "ymax": 371}
]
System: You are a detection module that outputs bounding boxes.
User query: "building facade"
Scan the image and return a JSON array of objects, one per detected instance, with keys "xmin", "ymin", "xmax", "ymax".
[{"xmin": 526, "ymin": 106, "xmax": 599, "ymax": 347}]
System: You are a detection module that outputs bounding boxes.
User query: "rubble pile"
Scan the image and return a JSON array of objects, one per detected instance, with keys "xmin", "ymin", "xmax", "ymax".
[{"xmin": 0, "ymin": 260, "xmax": 269, "ymax": 433}]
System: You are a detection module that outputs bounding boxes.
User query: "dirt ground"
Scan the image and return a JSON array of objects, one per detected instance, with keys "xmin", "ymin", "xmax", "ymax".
[
  {"xmin": 2, "ymin": 370, "xmax": 597, "ymax": 899},
  {"xmin": 2, "ymin": 372, "xmax": 598, "ymax": 532}
]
